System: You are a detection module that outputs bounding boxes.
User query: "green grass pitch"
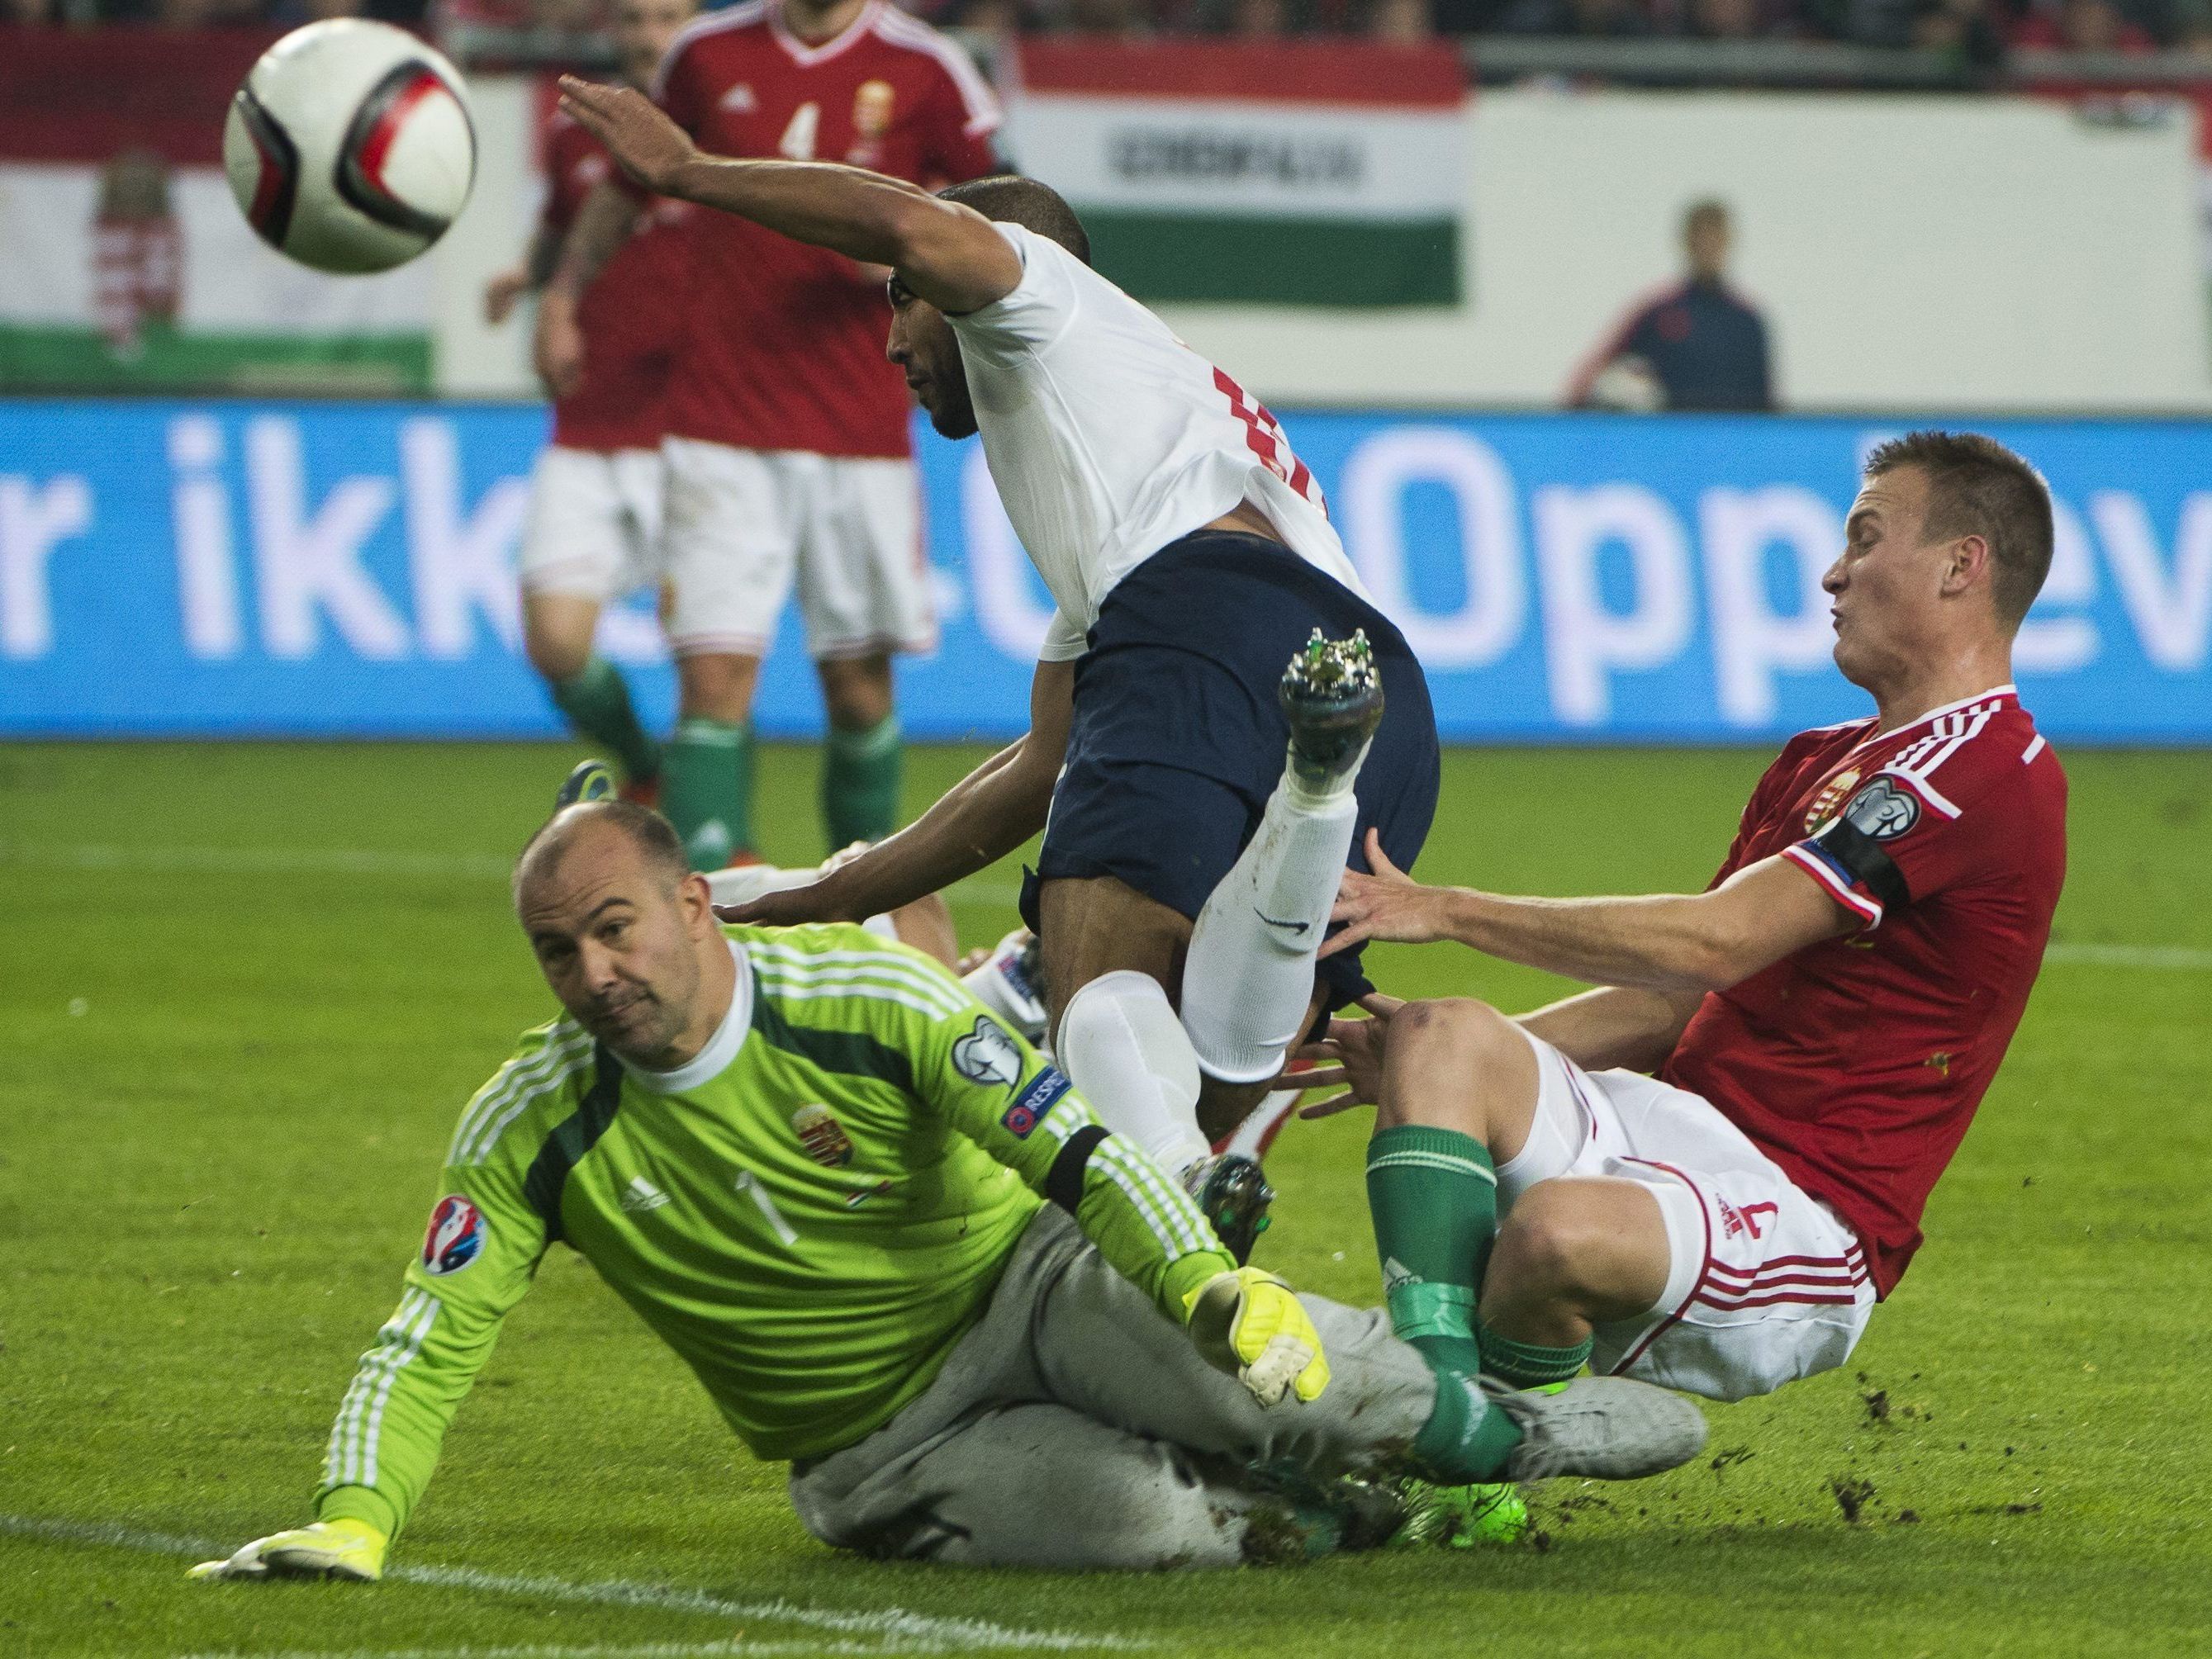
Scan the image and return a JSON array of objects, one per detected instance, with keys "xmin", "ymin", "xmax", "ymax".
[{"xmin": 2, "ymin": 740, "xmax": 2209, "ymax": 1658}]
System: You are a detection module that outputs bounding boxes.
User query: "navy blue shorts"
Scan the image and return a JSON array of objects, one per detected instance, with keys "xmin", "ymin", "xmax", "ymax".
[{"xmin": 1018, "ymin": 530, "xmax": 1440, "ymax": 1014}]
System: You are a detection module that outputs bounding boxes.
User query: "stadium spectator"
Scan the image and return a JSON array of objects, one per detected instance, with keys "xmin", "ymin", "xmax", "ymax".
[
  {"xmin": 1565, "ymin": 198, "xmax": 1775, "ymax": 413},
  {"xmin": 1367, "ymin": 0, "xmax": 1436, "ymax": 40}
]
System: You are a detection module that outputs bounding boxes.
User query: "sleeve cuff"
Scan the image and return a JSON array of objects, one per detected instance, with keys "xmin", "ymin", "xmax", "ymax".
[
  {"xmin": 1782, "ymin": 841, "xmax": 1883, "ymax": 929},
  {"xmin": 316, "ymin": 1484, "xmax": 402, "ymax": 1539},
  {"xmin": 1161, "ymin": 1249, "xmax": 1237, "ymax": 1323}
]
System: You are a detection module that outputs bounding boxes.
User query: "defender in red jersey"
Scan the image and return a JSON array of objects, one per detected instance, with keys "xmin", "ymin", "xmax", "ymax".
[
  {"xmin": 1300, "ymin": 433, "xmax": 2064, "ymax": 1405},
  {"xmin": 539, "ymin": 0, "xmax": 1001, "ymax": 870},
  {"xmin": 489, "ymin": 0, "xmax": 698, "ymax": 801}
]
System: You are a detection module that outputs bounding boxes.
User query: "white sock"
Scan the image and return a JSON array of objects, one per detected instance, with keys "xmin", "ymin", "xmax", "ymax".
[
  {"xmin": 1057, "ymin": 970, "xmax": 1209, "ymax": 1174},
  {"xmin": 1180, "ymin": 772, "xmax": 1361, "ymax": 1086}
]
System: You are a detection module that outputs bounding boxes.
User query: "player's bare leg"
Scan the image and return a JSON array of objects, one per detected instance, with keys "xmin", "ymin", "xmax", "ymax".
[
  {"xmin": 525, "ymin": 590, "xmax": 662, "ymax": 798},
  {"xmin": 667, "ymin": 650, "xmax": 761, "ymax": 870},
  {"xmin": 816, "ymin": 652, "xmax": 903, "ymax": 850},
  {"xmin": 1364, "ymin": 995, "xmax": 1671, "ymax": 1385}
]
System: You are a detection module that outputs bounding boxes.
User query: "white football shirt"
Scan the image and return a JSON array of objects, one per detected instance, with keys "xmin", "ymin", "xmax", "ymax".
[{"xmin": 947, "ymin": 223, "xmax": 1370, "ymax": 662}]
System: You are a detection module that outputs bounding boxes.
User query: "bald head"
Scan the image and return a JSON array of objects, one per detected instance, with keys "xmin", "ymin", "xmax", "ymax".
[{"xmin": 514, "ymin": 800, "xmax": 689, "ymax": 909}]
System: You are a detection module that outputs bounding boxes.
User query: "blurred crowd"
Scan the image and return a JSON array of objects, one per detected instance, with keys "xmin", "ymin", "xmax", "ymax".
[{"xmin": 8, "ymin": 0, "xmax": 2212, "ymax": 58}]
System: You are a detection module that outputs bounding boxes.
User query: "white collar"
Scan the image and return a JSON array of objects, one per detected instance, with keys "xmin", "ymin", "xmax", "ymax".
[
  {"xmin": 769, "ymin": 0, "xmax": 876, "ymax": 66},
  {"xmin": 1854, "ymin": 683, "xmax": 2016, "ymax": 754},
  {"xmin": 622, "ymin": 938, "xmax": 751, "ymax": 1095}
]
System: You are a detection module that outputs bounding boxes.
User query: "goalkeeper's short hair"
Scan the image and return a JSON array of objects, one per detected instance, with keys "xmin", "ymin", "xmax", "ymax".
[{"xmin": 515, "ymin": 800, "xmax": 689, "ymax": 898}]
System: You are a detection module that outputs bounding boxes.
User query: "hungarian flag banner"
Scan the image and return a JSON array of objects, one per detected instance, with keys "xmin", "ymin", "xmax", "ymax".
[
  {"xmin": 1005, "ymin": 38, "xmax": 1466, "ymax": 308},
  {"xmin": 0, "ymin": 28, "xmax": 435, "ymax": 393}
]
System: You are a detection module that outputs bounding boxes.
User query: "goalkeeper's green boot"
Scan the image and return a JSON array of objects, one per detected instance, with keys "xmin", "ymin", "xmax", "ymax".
[{"xmin": 1393, "ymin": 1481, "xmax": 1530, "ymax": 1549}]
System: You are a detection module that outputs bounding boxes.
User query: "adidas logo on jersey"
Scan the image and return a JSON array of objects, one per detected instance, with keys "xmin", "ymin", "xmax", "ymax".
[{"xmin": 620, "ymin": 1176, "xmax": 671, "ymax": 1213}]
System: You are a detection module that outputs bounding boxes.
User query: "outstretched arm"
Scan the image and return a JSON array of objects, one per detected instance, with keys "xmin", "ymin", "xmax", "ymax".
[
  {"xmin": 721, "ymin": 659, "xmax": 1072, "ymax": 928},
  {"xmin": 555, "ymin": 77, "xmax": 1021, "ymax": 315},
  {"xmin": 191, "ymin": 1137, "xmax": 548, "ymax": 1581},
  {"xmin": 1324, "ymin": 828, "xmax": 1853, "ymax": 995}
]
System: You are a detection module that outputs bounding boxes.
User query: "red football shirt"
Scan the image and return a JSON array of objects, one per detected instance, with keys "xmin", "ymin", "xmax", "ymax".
[
  {"xmin": 1660, "ymin": 686, "xmax": 2067, "ymax": 1296},
  {"xmin": 543, "ymin": 105, "xmax": 686, "ymax": 453},
  {"xmin": 653, "ymin": 0, "xmax": 1003, "ymax": 458}
]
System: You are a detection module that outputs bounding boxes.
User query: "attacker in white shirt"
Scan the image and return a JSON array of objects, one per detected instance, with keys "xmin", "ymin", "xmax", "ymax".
[{"xmin": 558, "ymin": 78, "xmax": 1442, "ymax": 1256}]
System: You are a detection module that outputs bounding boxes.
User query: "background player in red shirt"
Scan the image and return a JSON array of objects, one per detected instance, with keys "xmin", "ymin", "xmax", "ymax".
[
  {"xmin": 490, "ymin": 0, "xmax": 697, "ymax": 801},
  {"xmin": 538, "ymin": 0, "xmax": 1002, "ymax": 869},
  {"xmin": 1299, "ymin": 432, "xmax": 2064, "ymax": 1410}
]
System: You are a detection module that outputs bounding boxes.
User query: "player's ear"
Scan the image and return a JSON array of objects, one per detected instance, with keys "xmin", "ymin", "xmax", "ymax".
[
  {"xmin": 1942, "ymin": 532, "xmax": 1991, "ymax": 600},
  {"xmin": 677, "ymin": 870, "xmax": 716, "ymax": 935}
]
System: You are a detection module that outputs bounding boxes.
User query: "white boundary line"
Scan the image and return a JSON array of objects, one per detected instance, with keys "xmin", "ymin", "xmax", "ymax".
[
  {"xmin": 173, "ymin": 1644, "xmax": 881, "ymax": 1659},
  {"xmin": 2042, "ymin": 942, "xmax": 2212, "ymax": 969},
  {"xmin": 0, "ymin": 842, "xmax": 1026, "ymax": 910},
  {"xmin": 0, "ymin": 1515, "xmax": 1141, "ymax": 1654}
]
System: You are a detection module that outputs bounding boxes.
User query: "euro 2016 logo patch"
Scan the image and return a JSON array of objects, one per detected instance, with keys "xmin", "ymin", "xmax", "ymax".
[
  {"xmin": 1000, "ymin": 1067, "xmax": 1072, "ymax": 1139},
  {"xmin": 791, "ymin": 1102, "xmax": 855, "ymax": 1168},
  {"xmin": 1842, "ymin": 776, "xmax": 1920, "ymax": 841},
  {"xmin": 422, "ymin": 1194, "xmax": 486, "ymax": 1276},
  {"xmin": 952, "ymin": 1016, "xmax": 1023, "ymax": 1090}
]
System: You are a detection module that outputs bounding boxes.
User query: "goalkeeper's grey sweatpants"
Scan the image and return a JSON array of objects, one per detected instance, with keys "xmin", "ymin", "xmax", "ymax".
[{"xmin": 786, "ymin": 1207, "xmax": 1436, "ymax": 1569}]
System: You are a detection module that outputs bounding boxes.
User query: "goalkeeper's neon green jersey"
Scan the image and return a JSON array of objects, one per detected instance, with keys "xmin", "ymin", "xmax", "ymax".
[{"xmin": 316, "ymin": 924, "xmax": 1234, "ymax": 1541}]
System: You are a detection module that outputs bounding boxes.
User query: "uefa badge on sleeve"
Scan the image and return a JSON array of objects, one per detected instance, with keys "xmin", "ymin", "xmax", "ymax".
[
  {"xmin": 952, "ymin": 1017, "xmax": 1023, "ymax": 1089},
  {"xmin": 421, "ymin": 1194, "xmax": 486, "ymax": 1276}
]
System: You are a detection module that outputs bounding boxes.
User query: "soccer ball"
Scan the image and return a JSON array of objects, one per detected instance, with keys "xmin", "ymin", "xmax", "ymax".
[{"xmin": 224, "ymin": 19, "xmax": 476, "ymax": 276}]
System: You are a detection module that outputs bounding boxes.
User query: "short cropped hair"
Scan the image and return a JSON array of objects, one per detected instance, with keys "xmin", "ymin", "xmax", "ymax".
[
  {"xmin": 1683, "ymin": 198, "xmax": 1729, "ymax": 236},
  {"xmin": 513, "ymin": 799, "xmax": 689, "ymax": 903},
  {"xmin": 1864, "ymin": 430, "xmax": 2054, "ymax": 630},
  {"xmin": 938, "ymin": 175, "xmax": 1091, "ymax": 267}
]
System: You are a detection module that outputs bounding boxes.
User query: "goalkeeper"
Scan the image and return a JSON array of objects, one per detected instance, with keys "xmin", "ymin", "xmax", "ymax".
[{"xmin": 193, "ymin": 802, "xmax": 1702, "ymax": 1578}]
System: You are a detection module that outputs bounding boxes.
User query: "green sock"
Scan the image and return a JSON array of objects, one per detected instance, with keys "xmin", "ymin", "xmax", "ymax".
[
  {"xmin": 662, "ymin": 718, "xmax": 753, "ymax": 870},
  {"xmin": 1412, "ymin": 1368, "xmax": 1525, "ymax": 1484},
  {"xmin": 1365, "ymin": 1125, "xmax": 1498, "ymax": 1377},
  {"xmin": 547, "ymin": 657, "xmax": 660, "ymax": 785},
  {"xmin": 822, "ymin": 713, "xmax": 901, "ymax": 848},
  {"xmin": 1478, "ymin": 1323, "xmax": 1593, "ymax": 1390}
]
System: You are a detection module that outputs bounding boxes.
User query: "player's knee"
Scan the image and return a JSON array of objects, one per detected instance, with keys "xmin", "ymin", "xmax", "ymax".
[
  {"xmin": 522, "ymin": 618, "xmax": 591, "ymax": 684},
  {"xmin": 1491, "ymin": 1183, "xmax": 1616, "ymax": 1301},
  {"xmin": 676, "ymin": 652, "xmax": 759, "ymax": 723},
  {"xmin": 1392, "ymin": 997, "xmax": 1517, "ymax": 1064},
  {"xmin": 819, "ymin": 656, "xmax": 894, "ymax": 729}
]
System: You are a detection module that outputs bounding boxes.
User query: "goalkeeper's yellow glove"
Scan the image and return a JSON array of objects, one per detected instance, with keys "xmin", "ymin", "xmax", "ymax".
[
  {"xmin": 187, "ymin": 1519, "xmax": 387, "ymax": 1582},
  {"xmin": 1183, "ymin": 1266, "xmax": 1331, "ymax": 1406}
]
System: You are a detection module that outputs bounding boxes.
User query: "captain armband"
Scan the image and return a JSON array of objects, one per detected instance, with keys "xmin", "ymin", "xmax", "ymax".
[{"xmin": 1804, "ymin": 813, "xmax": 1911, "ymax": 913}]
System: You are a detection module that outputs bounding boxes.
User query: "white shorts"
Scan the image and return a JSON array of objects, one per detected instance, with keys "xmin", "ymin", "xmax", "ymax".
[
  {"xmin": 659, "ymin": 437, "xmax": 934, "ymax": 662},
  {"xmin": 515, "ymin": 445, "xmax": 665, "ymax": 603},
  {"xmin": 1498, "ymin": 1030, "xmax": 1877, "ymax": 1403}
]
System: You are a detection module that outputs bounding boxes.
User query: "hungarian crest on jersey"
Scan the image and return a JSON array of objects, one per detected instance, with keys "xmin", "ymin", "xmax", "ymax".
[
  {"xmin": 1802, "ymin": 766, "xmax": 1862, "ymax": 833},
  {"xmin": 791, "ymin": 1103, "xmax": 855, "ymax": 1168}
]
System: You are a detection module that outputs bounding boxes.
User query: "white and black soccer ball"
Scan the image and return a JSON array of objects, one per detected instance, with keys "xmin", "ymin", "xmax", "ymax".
[{"xmin": 223, "ymin": 19, "xmax": 476, "ymax": 276}]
